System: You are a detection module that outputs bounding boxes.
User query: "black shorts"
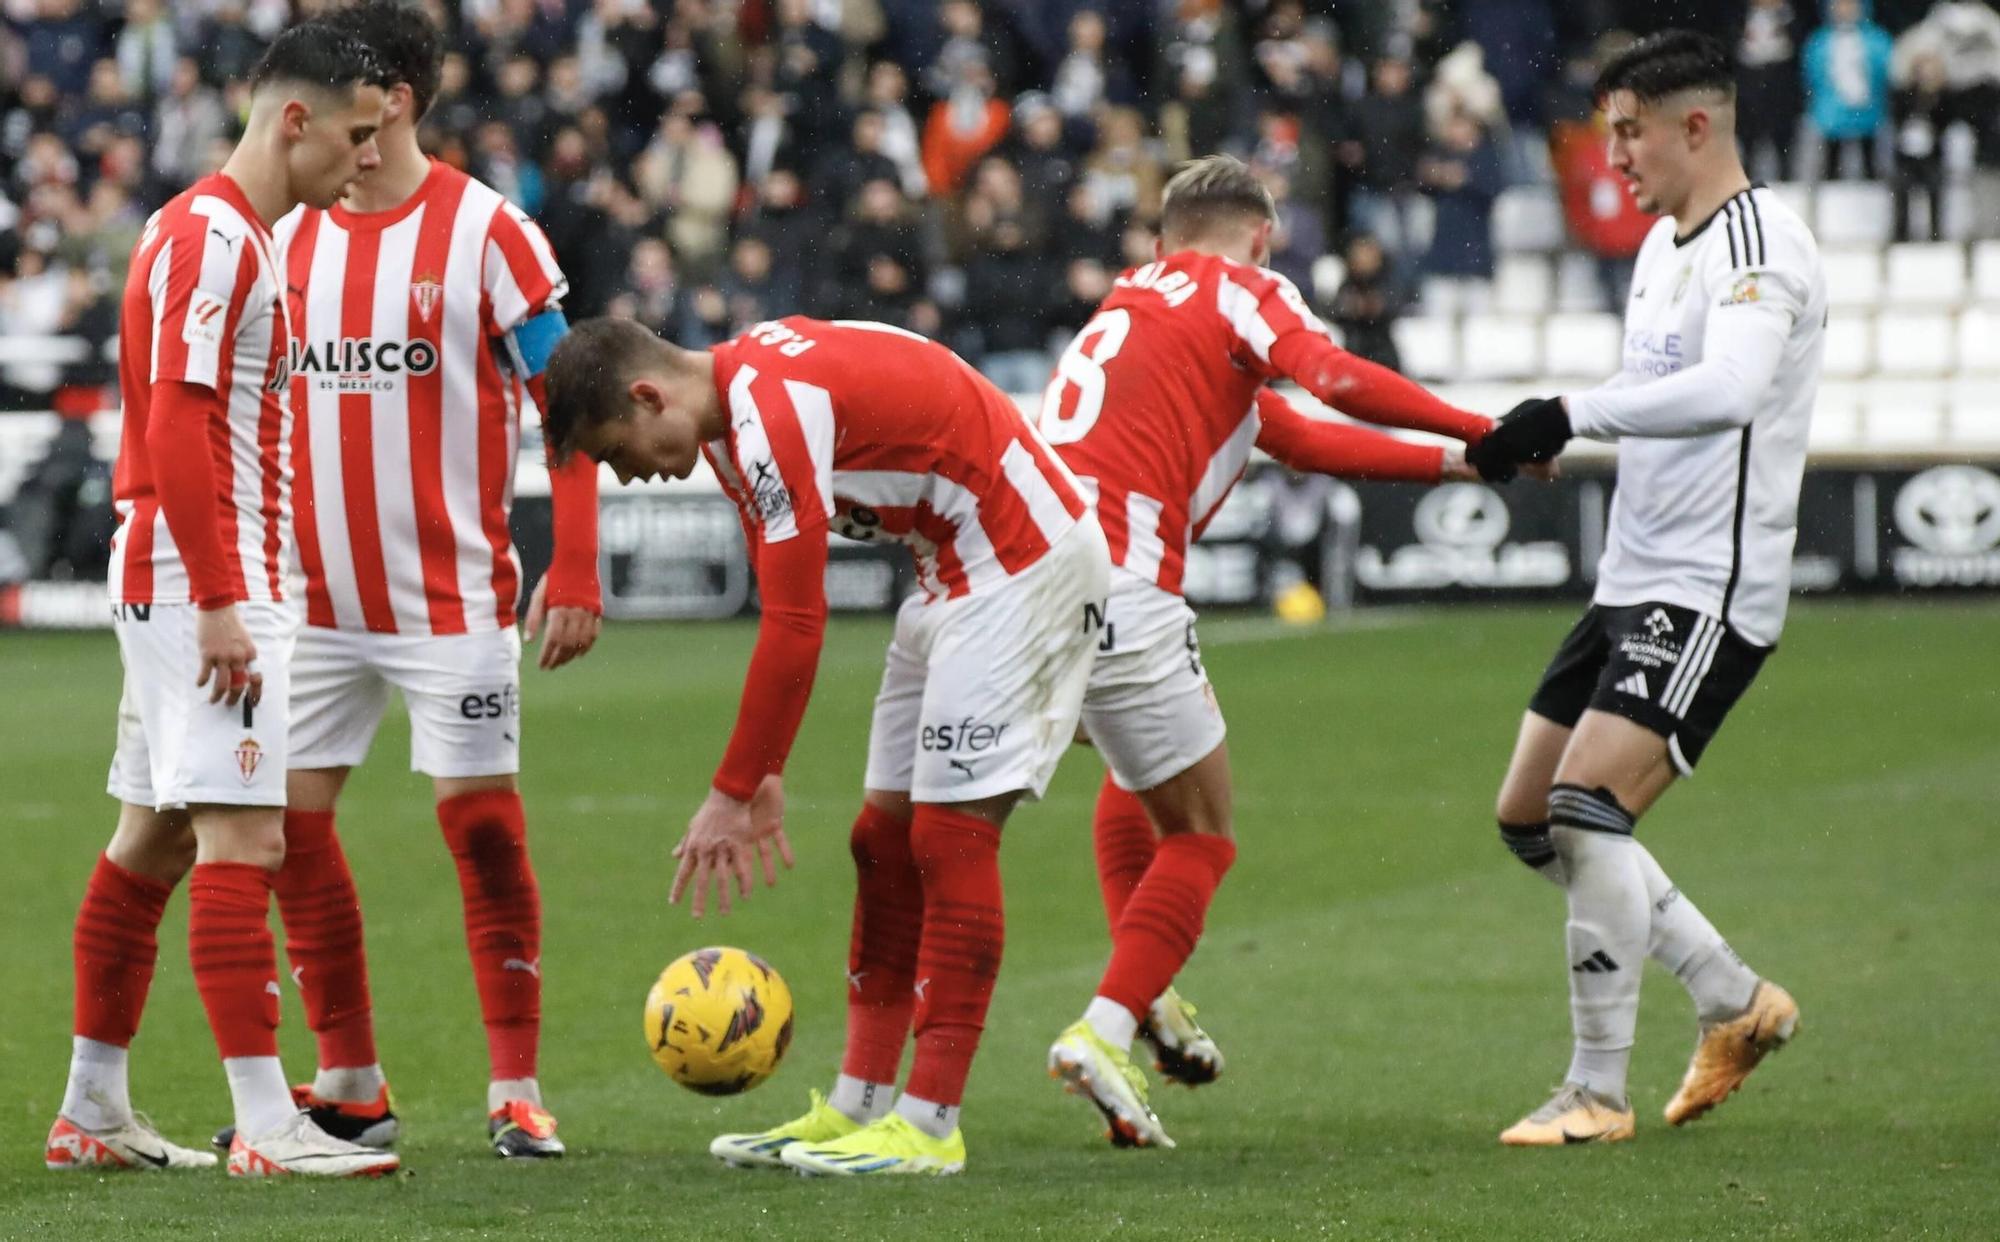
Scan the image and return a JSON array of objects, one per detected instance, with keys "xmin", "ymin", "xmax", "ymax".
[{"xmin": 1527, "ymin": 601, "xmax": 1771, "ymax": 775}]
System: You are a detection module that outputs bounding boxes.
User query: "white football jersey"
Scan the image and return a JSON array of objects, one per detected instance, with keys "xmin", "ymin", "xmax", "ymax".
[{"xmin": 1566, "ymin": 185, "xmax": 1827, "ymax": 648}]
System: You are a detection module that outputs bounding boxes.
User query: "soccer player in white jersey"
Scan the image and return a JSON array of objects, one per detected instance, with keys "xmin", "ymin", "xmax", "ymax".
[
  {"xmin": 45, "ymin": 26, "xmax": 400, "ymax": 1179},
  {"xmin": 1464, "ymin": 30, "xmax": 1824, "ymax": 1145},
  {"xmin": 223, "ymin": 0, "xmax": 600, "ymax": 1160}
]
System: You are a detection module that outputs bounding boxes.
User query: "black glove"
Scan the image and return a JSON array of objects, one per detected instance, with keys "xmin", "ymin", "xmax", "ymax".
[{"xmin": 1467, "ymin": 397, "xmax": 1571, "ymax": 482}]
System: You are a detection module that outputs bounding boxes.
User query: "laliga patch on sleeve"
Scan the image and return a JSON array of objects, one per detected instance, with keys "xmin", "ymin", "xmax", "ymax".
[
  {"xmin": 1720, "ymin": 273, "xmax": 1762, "ymax": 307},
  {"xmin": 183, "ymin": 289, "xmax": 229, "ymax": 346}
]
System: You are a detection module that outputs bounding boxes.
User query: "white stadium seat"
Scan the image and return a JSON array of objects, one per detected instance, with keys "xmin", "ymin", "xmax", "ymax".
[
  {"xmin": 1861, "ymin": 385, "xmax": 1949, "ymax": 448},
  {"xmin": 1808, "ymin": 385, "xmax": 1862, "ymax": 452},
  {"xmin": 1769, "ymin": 181, "xmax": 1814, "ymax": 225},
  {"xmin": 1972, "ymin": 240, "xmax": 2000, "ymax": 305},
  {"xmin": 1492, "ymin": 254, "xmax": 1553, "ymax": 315},
  {"xmin": 1311, "ymin": 254, "xmax": 1346, "ymax": 304},
  {"xmin": 1822, "ymin": 249, "xmax": 1883, "ymax": 310},
  {"xmin": 1457, "ymin": 314, "xmax": 1541, "ymax": 380},
  {"xmin": 1553, "ymin": 252, "xmax": 1607, "ymax": 312},
  {"xmin": 1948, "ymin": 383, "xmax": 2000, "ymax": 446},
  {"xmin": 1957, "ymin": 308, "xmax": 2000, "ymax": 374},
  {"xmin": 1492, "ymin": 186, "xmax": 1566, "ymax": 253},
  {"xmin": 1813, "ymin": 181, "xmax": 1895, "ymax": 248},
  {"xmin": 1874, "ymin": 312, "xmax": 1956, "ymax": 376},
  {"xmin": 1884, "ymin": 243, "xmax": 1967, "ymax": 307},
  {"xmin": 1391, "ymin": 317, "xmax": 1458, "ymax": 381},
  {"xmin": 1540, "ymin": 312, "xmax": 1623, "ymax": 378},
  {"xmin": 1822, "ymin": 314, "xmax": 1875, "ymax": 378}
]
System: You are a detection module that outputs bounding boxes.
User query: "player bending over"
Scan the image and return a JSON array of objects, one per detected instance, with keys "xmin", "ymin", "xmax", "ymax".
[
  {"xmin": 541, "ymin": 315, "xmax": 1110, "ymax": 1177},
  {"xmin": 45, "ymin": 27, "xmax": 398, "ymax": 1179},
  {"xmin": 1037, "ymin": 154, "xmax": 1501, "ymax": 1147},
  {"xmin": 1465, "ymin": 30, "xmax": 1823, "ymax": 1145},
  {"xmin": 196, "ymin": 0, "xmax": 602, "ymax": 1163}
]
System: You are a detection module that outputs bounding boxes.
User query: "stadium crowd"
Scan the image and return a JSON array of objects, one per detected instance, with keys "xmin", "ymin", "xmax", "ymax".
[{"xmin": 2, "ymin": 0, "xmax": 1998, "ymax": 397}]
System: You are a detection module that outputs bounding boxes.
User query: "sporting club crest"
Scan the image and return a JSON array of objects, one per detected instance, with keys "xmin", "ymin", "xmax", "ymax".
[
  {"xmin": 410, "ymin": 272, "xmax": 443, "ymax": 324},
  {"xmin": 235, "ymin": 737, "xmax": 263, "ymax": 784}
]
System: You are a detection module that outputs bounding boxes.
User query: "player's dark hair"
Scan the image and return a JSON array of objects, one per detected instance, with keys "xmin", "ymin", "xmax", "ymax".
[
  {"xmin": 542, "ymin": 317, "xmax": 669, "ymax": 460},
  {"xmin": 1594, "ymin": 29, "xmax": 1735, "ymax": 108},
  {"xmin": 1159, "ymin": 155, "xmax": 1276, "ymax": 244},
  {"xmin": 322, "ymin": 0, "xmax": 445, "ymax": 120},
  {"xmin": 250, "ymin": 22, "xmax": 392, "ymax": 97}
]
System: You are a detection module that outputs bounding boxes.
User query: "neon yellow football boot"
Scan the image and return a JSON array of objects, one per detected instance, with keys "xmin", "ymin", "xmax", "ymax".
[
  {"xmin": 779, "ymin": 1113, "xmax": 966, "ymax": 1177},
  {"xmin": 709, "ymin": 1089, "xmax": 861, "ymax": 1169}
]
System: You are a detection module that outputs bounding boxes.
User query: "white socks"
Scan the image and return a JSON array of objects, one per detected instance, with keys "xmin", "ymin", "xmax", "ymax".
[
  {"xmin": 313, "ymin": 1064, "xmax": 386, "ymax": 1105},
  {"xmin": 828, "ymin": 1073, "xmax": 895, "ymax": 1124},
  {"xmin": 1083, "ymin": 996, "xmax": 1139, "ymax": 1052},
  {"xmin": 1632, "ymin": 845, "xmax": 1759, "ymax": 1022},
  {"xmin": 1553, "ymin": 825, "xmax": 1647, "ymax": 1104},
  {"xmin": 225, "ymin": 1055, "xmax": 297, "ymax": 1140},
  {"xmin": 488, "ymin": 1077, "xmax": 541, "ymax": 1114},
  {"xmin": 894, "ymin": 1093, "xmax": 959, "ymax": 1140},
  {"xmin": 61, "ymin": 1037, "xmax": 133, "ymax": 1132}
]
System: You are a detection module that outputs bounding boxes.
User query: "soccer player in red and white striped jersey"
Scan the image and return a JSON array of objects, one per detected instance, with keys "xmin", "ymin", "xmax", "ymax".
[
  {"xmin": 1039, "ymin": 156, "xmax": 1507, "ymax": 1147},
  {"xmin": 241, "ymin": 0, "xmax": 601, "ymax": 1161},
  {"xmin": 49, "ymin": 25, "xmax": 401, "ymax": 1181},
  {"xmin": 542, "ymin": 315, "xmax": 1111, "ymax": 1176}
]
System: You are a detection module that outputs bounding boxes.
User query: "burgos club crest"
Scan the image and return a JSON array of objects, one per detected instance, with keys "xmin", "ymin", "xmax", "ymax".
[{"xmin": 236, "ymin": 737, "xmax": 263, "ymax": 784}]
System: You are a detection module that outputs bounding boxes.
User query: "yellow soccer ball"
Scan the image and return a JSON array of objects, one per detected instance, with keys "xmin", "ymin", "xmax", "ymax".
[{"xmin": 643, "ymin": 947, "xmax": 795, "ymax": 1096}]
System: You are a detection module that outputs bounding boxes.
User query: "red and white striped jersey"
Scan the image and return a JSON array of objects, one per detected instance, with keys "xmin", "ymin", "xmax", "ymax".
[
  {"xmin": 111, "ymin": 172, "xmax": 294, "ymax": 607},
  {"xmin": 274, "ymin": 159, "xmax": 566, "ymax": 635},
  {"xmin": 705, "ymin": 318, "xmax": 1087, "ymax": 601},
  {"xmin": 1040, "ymin": 251, "xmax": 1361, "ymax": 595}
]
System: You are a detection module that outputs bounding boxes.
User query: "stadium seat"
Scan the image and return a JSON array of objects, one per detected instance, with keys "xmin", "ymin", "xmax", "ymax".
[
  {"xmin": 1493, "ymin": 255, "xmax": 1553, "ymax": 315},
  {"xmin": 1457, "ymin": 314, "xmax": 1541, "ymax": 380},
  {"xmin": 1861, "ymin": 383, "xmax": 1948, "ymax": 447},
  {"xmin": 1769, "ymin": 181, "xmax": 1814, "ymax": 224},
  {"xmin": 1874, "ymin": 313, "xmax": 1957, "ymax": 376},
  {"xmin": 1553, "ymin": 252, "xmax": 1607, "ymax": 312},
  {"xmin": 1948, "ymin": 382, "xmax": 2000, "ymax": 445},
  {"xmin": 1540, "ymin": 313, "xmax": 1623, "ymax": 378},
  {"xmin": 1971, "ymin": 240, "xmax": 2000, "ymax": 305},
  {"xmin": 1822, "ymin": 314, "xmax": 1875, "ymax": 378},
  {"xmin": 1492, "ymin": 186, "xmax": 1566, "ymax": 253},
  {"xmin": 1808, "ymin": 385, "xmax": 1862, "ymax": 452},
  {"xmin": 1953, "ymin": 307, "xmax": 1998, "ymax": 374},
  {"xmin": 1821, "ymin": 249, "xmax": 1884, "ymax": 309},
  {"xmin": 1884, "ymin": 243, "xmax": 1967, "ymax": 307},
  {"xmin": 1311, "ymin": 254, "xmax": 1346, "ymax": 304},
  {"xmin": 1813, "ymin": 182, "xmax": 1895, "ymax": 248},
  {"xmin": 1390, "ymin": 316, "xmax": 1459, "ymax": 381}
]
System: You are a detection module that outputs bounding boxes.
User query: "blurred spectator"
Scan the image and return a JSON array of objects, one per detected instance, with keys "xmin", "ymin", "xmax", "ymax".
[
  {"xmin": 1344, "ymin": 55, "xmax": 1429, "ymax": 260},
  {"xmin": 23, "ymin": 0, "xmax": 105, "ymax": 96},
  {"xmin": 1891, "ymin": 52, "xmax": 1951, "ymax": 240},
  {"xmin": 425, "ymin": 53, "xmax": 484, "ymax": 141},
  {"xmin": 922, "ymin": 62, "xmax": 1012, "ymax": 195},
  {"xmin": 826, "ymin": 177, "xmax": 929, "ymax": 324},
  {"xmin": 1327, "ymin": 233, "xmax": 1405, "ymax": 372},
  {"xmin": 633, "ymin": 104, "xmax": 738, "ymax": 272},
  {"xmin": 1080, "ymin": 106, "xmax": 1163, "ymax": 221},
  {"xmin": 1458, "ymin": 0, "xmax": 1558, "ymax": 126},
  {"xmin": 64, "ymin": 60, "xmax": 148, "ymax": 166},
  {"xmin": 493, "ymin": 54, "xmax": 553, "ymax": 158},
  {"xmin": 1158, "ymin": 0, "xmax": 1250, "ymax": 161},
  {"xmin": 772, "ymin": 0, "xmax": 845, "ymax": 152},
  {"xmin": 116, "ymin": 0, "xmax": 178, "ymax": 101},
  {"xmin": 1804, "ymin": 0, "xmax": 1893, "ymax": 180},
  {"xmin": 742, "ymin": 167, "xmax": 817, "ymax": 279},
  {"xmin": 924, "ymin": 0, "xmax": 1024, "ymax": 100},
  {"xmin": 605, "ymin": 237, "xmax": 685, "ymax": 337},
  {"xmin": 1550, "ymin": 108, "xmax": 1651, "ymax": 308},
  {"xmin": 1050, "ymin": 9, "xmax": 1134, "ymax": 119},
  {"xmin": 720, "ymin": 234, "xmax": 793, "ymax": 329},
  {"xmin": 1421, "ymin": 111, "xmax": 1505, "ymax": 301},
  {"xmin": 1891, "ymin": 0, "xmax": 2000, "ymax": 165},
  {"xmin": 813, "ymin": 110, "xmax": 906, "ymax": 220},
  {"xmin": 1424, "ymin": 41, "xmax": 1506, "ymax": 136},
  {"xmin": 863, "ymin": 59, "xmax": 930, "ymax": 197},
  {"xmin": 199, "ymin": 2, "xmax": 271, "ymax": 89},
  {"xmin": 3, "ymin": 76, "xmax": 63, "ymax": 165},
  {"xmin": 1256, "ymin": 163, "xmax": 1324, "ymax": 293},
  {"xmin": 1739, "ymin": 1, "xmax": 1806, "ymax": 182},
  {"xmin": 1008, "ymin": 92, "xmax": 1081, "ymax": 205},
  {"xmin": 473, "ymin": 119, "xmax": 544, "ymax": 213},
  {"xmin": 1052, "ymin": 179, "xmax": 1118, "ymax": 264},
  {"xmin": 153, "ymin": 57, "xmax": 231, "ymax": 189},
  {"xmin": 1049, "ymin": 254, "xmax": 1115, "ymax": 339},
  {"xmin": 960, "ymin": 169, "xmax": 1057, "ymax": 392}
]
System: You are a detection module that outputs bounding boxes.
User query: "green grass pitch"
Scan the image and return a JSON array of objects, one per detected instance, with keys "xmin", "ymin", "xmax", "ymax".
[{"xmin": 2, "ymin": 601, "xmax": 1996, "ymax": 1240}]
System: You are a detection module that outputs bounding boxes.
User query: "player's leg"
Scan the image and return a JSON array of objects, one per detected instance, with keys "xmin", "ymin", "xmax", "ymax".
[
  {"xmin": 1092, "ymin": 771, "xmax": 1157, "ymax": 932},
  {"xmin": 398, "ymin": 627, "xmax": 560, "ymax": 1157}
]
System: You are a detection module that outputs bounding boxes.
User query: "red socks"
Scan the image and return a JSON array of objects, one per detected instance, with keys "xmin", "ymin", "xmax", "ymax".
[
  {"xmin": 189, "ymin": 862, "xmax": 281, "ymax": 1058},
  {"xmin": 273, "ymin": 809, "xmax": 377, "ymax": 1070},
  {"xmin": 1095, "ymin": 833, "xmax": 1236, "ymax": 1019},
  {"xmin": 904, "ymin": 805, "xmax": 1005, "ymax": 1107},
  {"xmin": 73, "ymin": 854, "xmax": 173, "ymax": 1047},
  {"xmin": 438, "ymin": 790, "xmax": 542, "ymax": 1082},
  {"xmin": 1092, "ymin": 774, "xmax": 1157, "ymax": 931},
  {"xmin": 842, "ymin": 802, "xmax": 924, "ymax": 1084}
]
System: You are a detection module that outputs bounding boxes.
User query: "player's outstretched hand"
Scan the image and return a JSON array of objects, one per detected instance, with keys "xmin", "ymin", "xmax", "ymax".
[
  {"xmin": 748, "ymin": 773, "xmax": 795, "ymax": 888},
  {"xmin": 194, "ymin": 604, "xmax": 261, "ymax": 708},
  {"xmin": 524, "ymin": 576, "xmax": 602, "ymax": 670},
  {"xmin": 1469, "ymin": 397, "xmax": 1573, "ymax": 483},
  {"xmin": 671, "ymin": 788, "xmax": 763, "ymax": 918}
]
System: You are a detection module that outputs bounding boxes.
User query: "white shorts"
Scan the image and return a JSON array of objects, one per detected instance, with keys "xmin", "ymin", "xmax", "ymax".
[
  {"xmin": 864, "ymin": 516, "xmax": 1110, "ymax": 804},
  {"xmin": 289, "ymin": 626, "xmax": 523, "ymax": 778},
  {"xmin": 107, "ymin": 601, "xmax": 299, "ymax": 810},
  {"xmin": 1080, "ymin": 569, "xmax": 1227, "ymax": 793}
]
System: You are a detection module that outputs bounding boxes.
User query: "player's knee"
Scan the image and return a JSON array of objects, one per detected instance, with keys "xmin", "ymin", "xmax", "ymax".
[
  {"xmin": 1497, "ymin": 819, "xmax": 1558, "ymax": 873},
  {"xmin": 850, "ymin": 799, "xmax": 912, "ymax": 869},
  {"xmin": 1546, "ymin": 783, "xmax": 1636, "ymax": 838}
]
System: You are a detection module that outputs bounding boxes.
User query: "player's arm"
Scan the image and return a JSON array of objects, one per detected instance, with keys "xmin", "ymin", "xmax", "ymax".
[
  {"xmin": 1252, "ymin": 388, "xmax": 1451, "ymax": 482},
  {"xmin": 1232, "ymin": 269, "xmax": 1492, "ymax": 443}
]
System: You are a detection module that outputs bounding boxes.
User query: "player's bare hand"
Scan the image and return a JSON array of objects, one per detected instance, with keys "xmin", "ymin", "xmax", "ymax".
[
  {"xmin": 194, "ymin": 605, "xmax": 261, "ymax": 708},
  {"xmin": 525, "ymin": 577, "xmax": 602, "ymax": 670},
  {"xmin": 748, "ymin": 773, "xmax": 795, "ymax": 888},
  {"xmin": 670, "ymin": 787, "xmax": 758, "ymax": 917},
  {"xmin": 1439, "ymin": 448, "xmax": 1480, "ymax": 482},
  {"xmin": 1521, "ymin": 459, "xmax": 1562, "ymax": 482}
]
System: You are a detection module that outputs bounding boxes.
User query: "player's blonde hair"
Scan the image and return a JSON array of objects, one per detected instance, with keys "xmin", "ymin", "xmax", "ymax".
[{"xmin": 1159, "ymin": 155, "xmax": 1276, "ymax": 246}]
